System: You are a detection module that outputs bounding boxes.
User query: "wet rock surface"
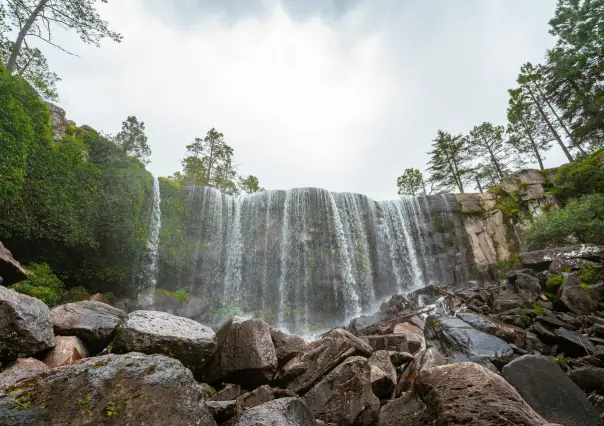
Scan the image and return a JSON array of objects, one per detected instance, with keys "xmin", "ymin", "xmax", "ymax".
[
  {"xmin": 270, "ymin": 328, "xmax": 306, "ymax": 367},
  {"xmin": 44, "ymin": 336, "xmax": 89, "ymax": 368},
  {"xmin": 113, "ymin": 310, "xmax": 217, "ymax": 376},
  {"xmin": 0, "ymin": 287, "xmax": 54, "ymax": 362},
  {"xmin": 50, "ymin": 301, "xmax": 126, "ymax": 354}
]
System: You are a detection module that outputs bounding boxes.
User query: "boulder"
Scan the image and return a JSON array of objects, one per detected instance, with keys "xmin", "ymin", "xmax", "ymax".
[
  {"xmin": 457, "ymin": 312, "xmax": 524, "ymax": 344},
  {"xmin": 210, "ymin": 383, "xmax": 241, "ymax": 401},
  {"xmin": 276, "ymin": 328, "xmax": 372, "ymax": 394},
  {"xmin": 502, "ymin": 354, "xmax": 604, "ymax": 426},
  {"xmin": 207, "ymin": 400, "xmax": 239, "ymax": 424},
  {"xmin": 425, "ymin": 315, "xmax": 513, "ymax": 366},
  {"xmin": 568, "ymin": 367, "xmax": 604, "ymax": 392},
  {"xmin": 416, "ymin": 362, "xmax": 548, "ymax": 426},
  {"xmin": 113, "ymin": 310, "xmax": 216, "ymax": 376},
  {"xmin": 492, "ymin": 271, "xmax": 542, "ymax": 311},
  {"xmin": 0, "ymin": 242, "xmax": 27, "ymax": 285},
  {"xmin": 363, "ymin": 334, "xmax": 420, "ymax": 354},
  {"xmin": 559, "ymin": 272, "xmax": 603, "ymax": 315},
  {"xmin": 377, "ymin": 392, "xmax": 433, "ymax": 426},
  {"xmin": 0, "ymin": 353, "xmax": 216, "ymax": 426},
  {"xmin": 389, "ymin": 351, "xmax": 414, "ymax": 367},
  {"xmin": 550, "ymin": 257, "xmax": 598, "ymax": 274},
  {"xmin": 0, "ymin": 286, "xmax": 54, "ymax": 362},
  {"xmin": 44, "ymin": 101, "xmax": 70, "ymax": 141},
  {"xmin": 50, "ymin": 301, "xmax": 126, "ymax": 354},
  {"xmin": 205, "ymin": 317, "xmax": 277, "ymax": 389},
  {"xmin": 303, "ymin": 356, "xmax": 379, "ymax": 425},
  {"xmin": 392, "ymin": 322, "xmax": 425, "ymax": 350},
  {"xmin": 520, "ymin": 244, "xmax": 604, "ymax": 269},
  {"xmin": 270, "ymin": 328, "xmax": 306, "ymax": 367},
  {"xmin": 0, "ymin": 358, "xmax": 48, "ymax": 388},
  {"xmin": 368, "ymin": 350, "xmax": 397, "ymax": 399},
  {"xmin": 397, "ymin": 347, "xmax": 447, "ymax": 394},
  {"xmin": 554, "ymin": 327, "xmax": 595, "ymax": 357},
  {"xmin": 230, "ymin": 397, "xmax": 314, "ymax": 426},
  {"xmin": 236, "ymin": 385, "xmax": 274, "ymax": 409},
  {"xmin": 44, "ymin": 336, "xmax": 89, "ymax": 368}
]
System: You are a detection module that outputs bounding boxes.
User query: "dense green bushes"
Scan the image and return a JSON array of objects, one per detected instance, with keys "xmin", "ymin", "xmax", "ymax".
[
  {"xmin": 552, "ymin": 150, "xmax": 604, "ymax": 200},
  {"xmin": 10, "ymin": 263, "xmax": 64, "ymax": 306},
  {"xmin": 525, "ymin": 194, "xmax": 604, "ymax": 250},
  {"xmin": 0, "ymin": 61, "xmax": 154, "ymax": 297}
]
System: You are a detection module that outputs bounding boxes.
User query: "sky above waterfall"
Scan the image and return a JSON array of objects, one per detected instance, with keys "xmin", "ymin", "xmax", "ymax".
[{"xmin": 42, "ymin": 0, "xmax": 560, "ymax": 200}]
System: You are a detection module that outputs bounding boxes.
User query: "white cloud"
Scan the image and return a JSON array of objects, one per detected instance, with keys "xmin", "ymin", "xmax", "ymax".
[{"xmin": 40, "ymin": 0, "xmax": 561, "ymax": 200}]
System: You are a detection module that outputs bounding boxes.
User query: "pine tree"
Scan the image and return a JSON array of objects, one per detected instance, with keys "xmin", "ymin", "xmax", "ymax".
[
  {"xmin": 396, "ymin": 168, "xmax": 425, "ymax": 197},
  {"xmin": 427, "ymin": 131, "xmax": 469, "ymax": 194},
  {"xmin": 114, "ymin": 116, "xmax": 151, "ymax": 165},
  {"xmin": 466, "ymin": 122, "xmax": 512, "ymax": 181}
]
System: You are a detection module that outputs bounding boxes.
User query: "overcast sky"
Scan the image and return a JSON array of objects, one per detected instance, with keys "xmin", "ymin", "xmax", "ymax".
[{"xmin": 41, "ymin": 0, "xmax": 561, "ymax": 200}]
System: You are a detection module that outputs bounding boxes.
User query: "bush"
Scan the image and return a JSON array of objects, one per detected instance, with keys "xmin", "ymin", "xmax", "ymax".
[
  {"xmin": 546, "ymin": 274, "xmax": 563, "ymax": 289},
  {"xmin": 524, "ymin": 194, "xmax": 604, "ymax": 250},
  {"xmin": 554, "ymin": 150, "xmax": 604, "ymax": 200},
  {"xmin": 67, "ymin": 286, "xmax": 90, "ymax": 302},
  {"xmin": 10, "ymin": 263, "xmax": 64, "ymax": 306},
  {"xmin": 581, "ymin": 264, "xmax": 599, "ymax": 283}
]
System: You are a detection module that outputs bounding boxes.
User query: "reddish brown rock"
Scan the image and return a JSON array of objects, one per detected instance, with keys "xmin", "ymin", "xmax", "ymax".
[
  {"xmin": 88, "ymin": 293, "xmax": 112, "ymax": 305},
  {"xmin": 44, "ymin": 336, "xmax": 89, "ymax": 368},
  {"xmin": 0, "ymin": 358, "xmax": 48, "ymax": 388},
  {"xmin": 397, "ymin": 347, "xmax": 446, "ymax": 395}
]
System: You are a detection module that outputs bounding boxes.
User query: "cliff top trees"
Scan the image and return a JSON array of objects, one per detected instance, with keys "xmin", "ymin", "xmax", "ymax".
[
  {"xmin": 467, "ymin": 122, "xmax": 512, "ymax": 182},
  {"xmin": 427, "ymin": 131, "xmax": 469, "ymax": 194},
  {"xmin": 396, "ymin": 168, "xmax": 425, "ymax": 197},
  {"xmin": 240, "ymin": 175, "xmax": 263, "ymax": 194},
  {"xmin": 114, "ymin": 116, "xmax": 151, "ymax": 165},
  {"xmin": 0, "ymin": 0, "xmax": 121, "ymax": 100}
]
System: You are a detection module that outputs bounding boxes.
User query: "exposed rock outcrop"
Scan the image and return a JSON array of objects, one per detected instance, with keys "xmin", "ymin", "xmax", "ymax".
[
  {"xmin": 0, "ymin": 286, "xmax": 54, "ymax": 362},
  {"xmin": 50, "ymin": 301, "xmax": 126, "ymax": 354},
  {"xmin": 270, "ymin": 328, "xmax": 306, "ymax": 368},
  {"xmin": 368, "ymin": 350, "xmax": 397, "ymax": 399},
  {"xmin": 113, "ymin": 310, "xmax": 217, "ymax": 376},
  {"xmin": 0, "ymin": 242, "xmax": 27, "ymax": 285}
]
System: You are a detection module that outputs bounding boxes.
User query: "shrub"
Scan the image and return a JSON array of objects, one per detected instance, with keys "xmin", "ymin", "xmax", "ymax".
[
  {"xmin": 546, "ymin": 274, "xmax": 564, "ymax": 289},
  {"xmin": 581, "ymin": 264, "xmax": 600, "ymax": 283},
  {"xmin": 554, "ymin": 150, "xmax": 604, "ymax": 200},
  {"xmin": 67, "ymin": 286, "xmax": 90, "ymax": 302},
  {"xmin": 171, "ymin": 290, "xmax": 190, "ymax": 303},
  {"xmin": 10, "ymin": 263, "xmax": 64, "ymax": 306},
  {"xmin": 524, "ymin": 194, "xmax": 604, "ymax": 250}
]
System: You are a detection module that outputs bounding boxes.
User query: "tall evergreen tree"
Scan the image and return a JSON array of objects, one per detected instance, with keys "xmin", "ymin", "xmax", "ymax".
[
  {"xmin": 396, "ymin": 168, "xmax": 425, "ymax": 197},
  {"xmin": 466, "ymin": 122, "xmax": 512, "ymax": 181},
  {"xmin": 114, "ymin": 116, "xmax": 151, "ymax": 165},
  {"xmin": 427, "ymin": 131, "xmax": 469, "ymax": 194}
]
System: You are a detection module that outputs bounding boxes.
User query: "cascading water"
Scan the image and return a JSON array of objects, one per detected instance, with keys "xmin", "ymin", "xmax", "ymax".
[
  {"xmin": 138, "ymin": 176, "xmax": 162, "ymax": 307},
  {"xmin": 155, "ymin": 187, "xmax": 473, "ymax": 333}
]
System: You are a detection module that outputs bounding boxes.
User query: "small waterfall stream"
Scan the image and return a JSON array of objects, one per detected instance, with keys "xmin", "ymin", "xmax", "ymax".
[
  {"xmin": 152, "ymin": 186, "xmax": 472, "ymax": 332},
  {"xmin": 138, "ymin": 176, "xmax": 162, "ymax": 307}
]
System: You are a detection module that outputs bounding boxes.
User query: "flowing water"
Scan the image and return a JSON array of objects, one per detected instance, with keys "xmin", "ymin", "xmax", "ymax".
[
  {"xmin": 137, "ymin": 176, "xmax": 162, "ymax": 307},
  {"xmin": 154, "ymin": 186, "xmax": 472, "ymax": 332}
]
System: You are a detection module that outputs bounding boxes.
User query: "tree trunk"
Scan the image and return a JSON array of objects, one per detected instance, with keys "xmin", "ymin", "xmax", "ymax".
[
  {"xmin": 519, "ymin": 117, "xmax": 545, "ymax": 170},
  {"xmin": 6, "ymin": 0, "xmax": 49, "ymax": 73},
  {"xmin": 527, "ymin": 86, "xmax": 574, "ymax": 162},
  {"xmin": 483, "ymin": 139, "xmax": 504, "ymax": 180},
  {"xmin": 474, "ymin": 175, "xmax": 483, "ymax": 193}
]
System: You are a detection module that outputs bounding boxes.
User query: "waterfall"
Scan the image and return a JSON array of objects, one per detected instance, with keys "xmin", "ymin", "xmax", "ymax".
[
  {"xmin": 158, "ymin": 187, "xmax": 472, "ymax": 332},
  {"xmin": 138, "ymin": 176, "xmax": 162, "ymax": 307}
]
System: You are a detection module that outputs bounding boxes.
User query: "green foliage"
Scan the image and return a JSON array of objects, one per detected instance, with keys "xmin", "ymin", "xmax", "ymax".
[
  {"xmin": 546, "ymin": 274, "xmax": 564, "ymax": 289},
  {"xmin": 555, "ymin": 353, "xmax": 569, "ymax": 368},
  {"xmin": 580, "ymin": 282, "xmax": 592, "ymax": 291},
  {"xmin": 581, "ymin": 264, "xmax": 599, "ymax": 283},
  {"xmin": 525, "ymin": 194, "xmax": 604, "ymax": 249},
  {"xmin": 104, "ymin": 403, "xmax": 118, "ymax": 417},
  {"xmin": 171, "ymin": 290, "xmax": 190, "ymax": 303},
  {"xmin": 493, "ymin": 192, "xmax": 521, "ymax": 218},
  {"xmin": 467, "ymin": 122, "xmax": 512, "ymax": 182},
  {"xmin": 534, "ymin": 305, "xmax": 546, "ymax": 316},
  {"xmin": 113, "ymin": 116, "xmax": 151, "ymax": 165},
  {"xmin": 554, "ymin": 151, "xmax": 604, "ymax": 200},
  {"xmin": 396, "ymin": 168, "xmax": 425, "ymax": 196},
  {"xmin": 240, "ymin": 175, "xmax": 264, "ymax": 194},
  {"xmin": 67, "ymin": 286, "xmax": 90, "ymax": 303},
  {"xmin": 427, "ymin": 131, "xmax": 469, "ymax": 194},
  {"xmin": 497, "ymin": 254, "xmax": 521, "ymax": 278},
  {"xmin": 10, "ymin": 263, "xmax": 64, "ymax": 307}
]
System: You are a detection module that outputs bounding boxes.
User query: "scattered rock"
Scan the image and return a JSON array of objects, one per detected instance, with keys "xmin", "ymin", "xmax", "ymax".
[
  {"xmin": 392, "ymin": 322, "xmax": 425, "ymax": 350},
  {"xmin": 0, "ymin": 353, "xmax": 216, "ymax": 426},
  {"xmin": 457, "ymin": 311, "xmax": 524, "ymax": 344},
  {"xmin": 568, "ymin": 367, "xmax": 604, "ymax": 392},
  {"xmin": 0, "ymin": 286, "xmax": 54, "ymax": 362},
  {"xmin": 503, "ymin": 354, "xmax": 604, "ymax": 426},
  {"xmin": 277, "ymin": 328, "xmax": 372, "ymax": 394},
  {"xmin": 521, "ymin": 244, "xmax": 604, "ymax": 269},
  {"xmin": 270, "ymin": 328, "xmax": 306, "ymax": 367},
  {"xmin": 44, "ymin": 336, "xmax": 89, "ymax": 368},
  {"xmin": 397, "ymin": 347, "xmax": 447, "ymax": 394},
  {"xmin": 388, "ymin": 351, "xmax": 414, "ymax": 367},
  {"xmin": 304, "ymin": 356, "xmax": 379, "ymax": 425},
  {"xmin": 0, "ymin": 358, "xmax": 48, "ymax": 388},
  {"xmin": 377, "ymin": 392, "xmax": 433, "ymax": 426},
  {"xmin": 559, "ymin": 273, "xmax": 602, "ymax": 315},
  {"xmin": 554, "ymin": 327, "xmax": 595, "ymax": 357},
  {"xmin": 205, "ymin": 317, "xmax": 277, "ymax": 389},
  {"xmin": 535, "ymin": 315, "xmax": 576, "ymax": 330},
  {"xmin": 0, "ymin": 241, "xmax": 27, "ymax": 285},
  {"xmin": 417, "ymin": 362, "xmax": 548, "ymax": 425},
  {"xmin": 50, "ymin": 301, "xmax": 126, "ymax": 354},
  {"xmin": 210, "ymin": 383, "xmax": 242, "ymax": 402},
  {"xmin": 492, "ymin": 271, "xmax": 542, "ymax": 311},
  {"xmin": 230, "ymin": 397, "xmax": 315, "ymax": 426},
  {"xmin": 237, "ymin": 385, "xmax": 274, "ymax": 409},
  {"xmin": 363, "ymin": 334, "xmax": 420, "ymax": 354},
  {"xmin": 113, "ymin": 310, "xmax": 216, "ymax": 376},
  {"xmin": 207, "ymin": 400, "xmax": 239, "ymax": 424},
  {"xmin": 368, "ymin": 350, "xmax": 397, "ymax": 399}
]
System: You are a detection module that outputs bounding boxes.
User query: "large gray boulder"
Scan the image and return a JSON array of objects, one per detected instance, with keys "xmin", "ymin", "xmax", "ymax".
[
  {"xmin": 425, "ymin": 315, "xmax": 513, "ymax": 367},
  {"xmin": 303, "ymin": 356, "xmax": 379, "ymax": 425},
  {"xmin": 231, "ymin": 398, "xmax": 315, "ymax": 426},
  {"xmin": 520, "ymin": 244, "xmax": 604, "ymax": 269},
  {"xmin": 0, "ymin": 242, "xmax": 27, "ymax": 285},
  {"xmin": 368, "ymin": 350, "xmax": 397, "ymax": 399},
  {"xmin": 502, "ymin": 354, "xmax": 604, "ymax": 426},
  {"xmin": 50, "ymin": 301, "xmax": 126, "ymax": 354},
  {"xmin": 270, "ymin": 328, "xmax": 306, "ymax": 367},
  {"xmin": 377, "ymin": 392, "xmax": 433, "ymax": 426},
  {"xmin": 568, "ymin": 366, "xmax": 604, "ymax": 392},
  {"xmin": 0, "ymin": 353, "xmax": 217, "ymax": 426},
  {"xmin": 0, "ymin": 286, "xmax": 54, "ymax": 362},
  {"xmin": 559, "ymin": 272, "xmax": 603, "ymax": 315},
  {"xmin": 0, "ymin": 358, "xmax": 48, "ymax": 388},
  {"xmin": 492, "ymin": 271, "xmax": 542, "ymax": 311},
  {"xmin": 276, "ymin": 328, "xmax": 372, "ymax": 394},
  {"xmin": 113, "ymin": 310, "xmax": 216, "ymax": 376},
  {"xmin": 397, "ymin": 346, "xmax": 447, "ymax": 394},
  {"xmin": 204, "ymin": 317, "xmax": 277, "ymax": 389},
  {"xmin": 416, "ymin": 362, "xmax": 548, "ymax": 426}
]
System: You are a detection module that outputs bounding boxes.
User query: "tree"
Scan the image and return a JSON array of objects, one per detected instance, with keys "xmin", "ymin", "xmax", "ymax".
[
  {"xmin": 507, "ymin": 88, "xmax": 553, "ymax": 170},
  {"xmin": 1, "ymin": 0, "xmax": 121, "ymax": 99},
  {"xmin": 546, "ymin": 0, "xmax": 604, "ymax": 145},
  {"xmin": 466, "ymin": 122, "xmax": 512, "ymax": 181},
  {"xmin": 396, "ymin": 168, "xmax": 424, "ymax": 197},
  {"xmin": 114, "ymin": 116, "xmax": 151, "ymax": 165},
  {"xmin": 427, "ymin": 130, "xmax": 469, "ymax": 194},
  {"xmin": 240, "ymin": 175, "xmax": 263, "ymax": 194}
]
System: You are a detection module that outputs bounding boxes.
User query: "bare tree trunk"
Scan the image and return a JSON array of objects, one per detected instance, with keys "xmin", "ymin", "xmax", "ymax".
[
  {"xmin": 475, "ymin": 175, "xmax": 483, "ymax": 193},
  {"xmin": 483, "ymin": 139, "xmax": 504, "ymax": 180},
  {"xmin": 527, "ymin": 86, "xmax": 574, "ymax": 162},
  {"xmin": 519, "ymin": 118, "xmax": 545, "ymax": 170},
  {"xmin": 6, "ymin": 0, "xmax": 49, "ymax": 73}
]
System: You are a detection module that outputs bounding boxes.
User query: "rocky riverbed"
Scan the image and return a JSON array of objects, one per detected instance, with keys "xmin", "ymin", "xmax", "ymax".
[{"xmin": 2, "ymin": 244, "xmax": 604, "ymax": 425}]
